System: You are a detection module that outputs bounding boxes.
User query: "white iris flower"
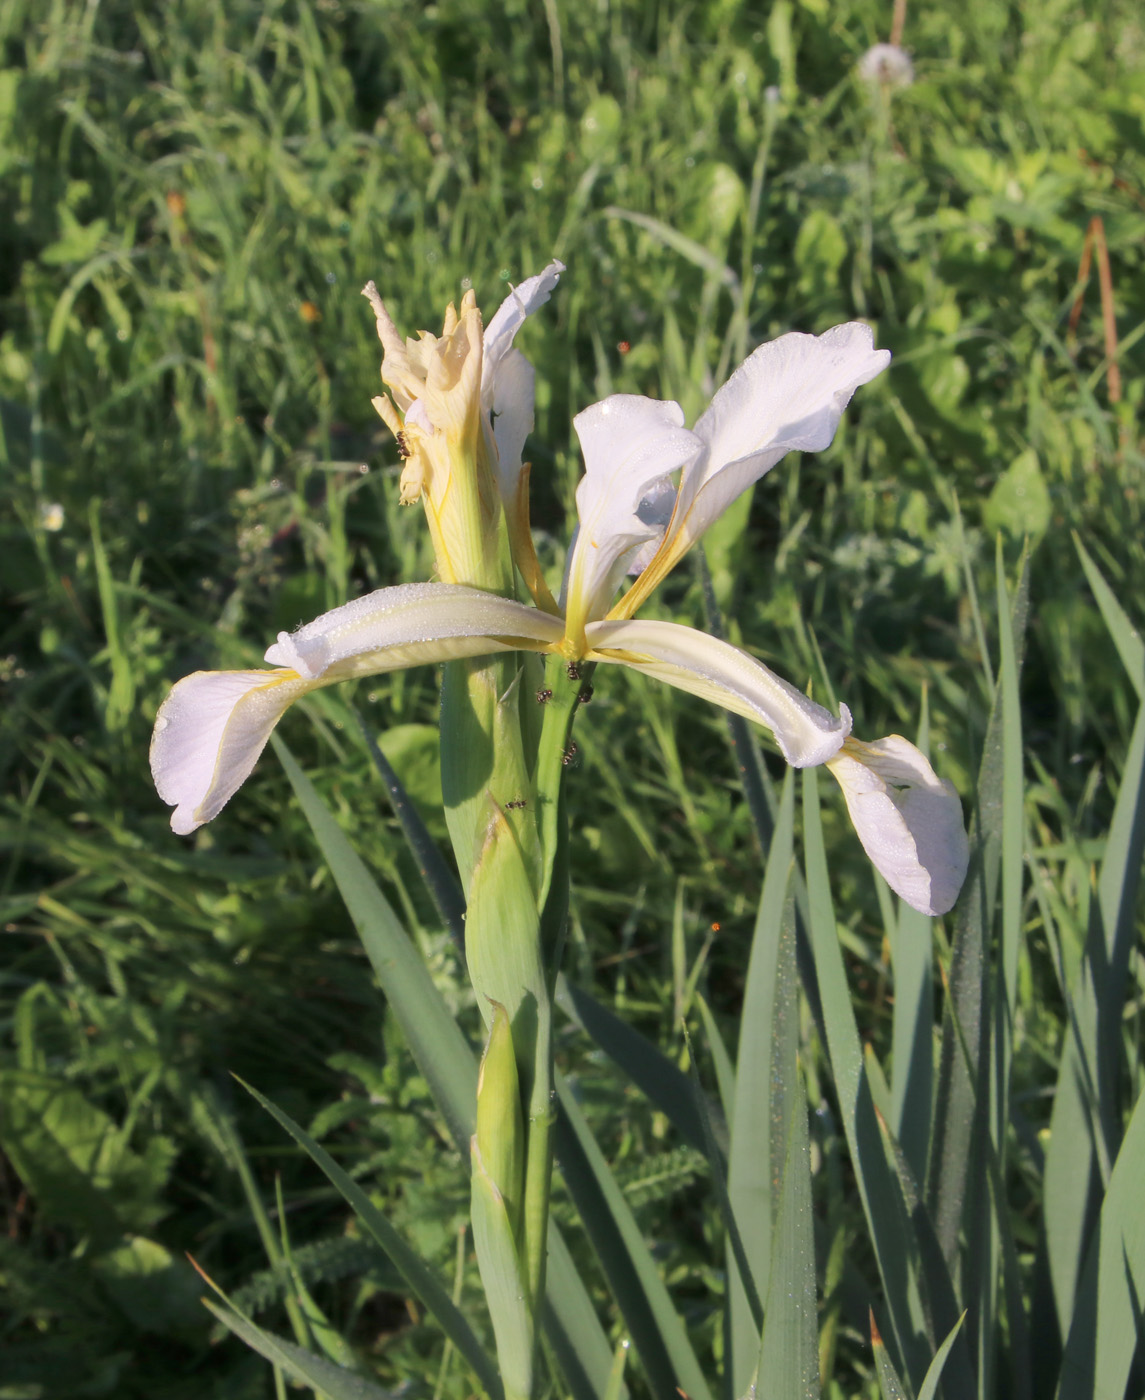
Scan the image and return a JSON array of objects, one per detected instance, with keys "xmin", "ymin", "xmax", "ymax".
[{"xmin": 151, "ymin": 266, "xmax": 968, "ymax": 916}]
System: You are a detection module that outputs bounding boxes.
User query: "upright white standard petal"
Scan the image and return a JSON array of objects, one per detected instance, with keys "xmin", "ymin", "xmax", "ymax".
[
  {"xmin": 609, "ymin": 323, "xmax": 891, "ymax": 619},
  {"xmin": 480, "ymin": 261, "xmax": 565, "ymax": 502},
  {"xmin": 481, "ymin": 260, "xmax": 565, "ymax": 397},
  {"xmin": 585, "ymin": 618, "xmax": 851, "ymax": 767},
  {"xmin": 152, "ymin": 583, "xmax": 565, "ymax": 834},
  {"xmin": 488, "ymin": 347, "xmax": 536, "ymax": 502},
  {"xmin": 680, "ymin": 323, "xmax": 890, "ymax": 548},
  {"xmin": 563, "ymin": 397, "xmax": 704, "ymax": 640},
  {"xmin": 826, "ymin": 735, "xmax": 969, "ymax": 916}
]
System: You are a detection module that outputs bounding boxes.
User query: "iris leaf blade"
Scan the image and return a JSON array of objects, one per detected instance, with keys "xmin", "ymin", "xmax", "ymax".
[{"xmin": 726, "ymin": 769, "xmax": 794, "ymax": 1397}]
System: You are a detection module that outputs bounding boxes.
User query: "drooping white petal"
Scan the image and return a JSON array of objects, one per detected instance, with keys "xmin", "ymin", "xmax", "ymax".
[
  {"xmin": 153, "ymin": 583, "xmax": 566, "ymax": 835},
  {"xmin": 585, "ymin": 618, "xmax": 851, "ymax": 767},
  {"xmin": 263, "ymin": 581, "xmax": 565, "ymax": 679},
  {"xmin": 481, "ymin": 260, "xmax": 565, "ymax": 408},
  {"xmin": 674, "ymin": 323, "xmax": 891, "ymax": 551},
  {"xmin": 827, "ymin": 735, "xmax": 969, "ymax": 916},
  {"xmin": 150, "ymin": 669, "xmax": 314, "ymax": 834},
  {"xmin": 565, "ymin": 397, "xmax": 704, "ymax": 628}
]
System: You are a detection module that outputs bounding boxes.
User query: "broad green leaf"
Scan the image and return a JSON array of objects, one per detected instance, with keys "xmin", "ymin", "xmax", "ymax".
[
  {"xmin": 1058, "ymin": 1089, "xmax": 1145, "ymax": 1400},
  {"xmin": 727, "ymin": 771, "xmax": 794, "ymax": 1398},
  {"xmin": 554, "ymin": 1079, "xmax": 712, "ymax": 1400},
  {"xmin": 0, "ymin": 1069, "xmax": 173, "ymax": 1243},
  {"xmin": 238, "ymin": 1077, "xmax": 503, "ymax": 1400},
  {"xmin": 91, "ymin": 1236, "xmax": 204, "ymax": 1338},
  {"xmin": 756, "ymin": 912, "xmax": 818, "ymax": 1400},
  {"xmin": 204, "ymin": 1300, "xmax": 396, "ymax": 1400},
  {"xmin": 983, "ymin": 449, "xmax": 1051, "ymax": 539}
]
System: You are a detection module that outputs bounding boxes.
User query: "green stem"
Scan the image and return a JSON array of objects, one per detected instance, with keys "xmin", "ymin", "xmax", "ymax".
[
  {"xmin": 519, "ymin": 653, "xmax": 590, "ymax": 1321},
  {"xmin": 446, "ymin": 651, "xmax": 588, "ymax": 1395}
]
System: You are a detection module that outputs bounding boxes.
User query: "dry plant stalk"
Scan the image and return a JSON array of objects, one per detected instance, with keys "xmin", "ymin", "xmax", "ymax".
[{"xmin": 1069, "ymin": 214, "xmax": 1121, "ymax": 405}]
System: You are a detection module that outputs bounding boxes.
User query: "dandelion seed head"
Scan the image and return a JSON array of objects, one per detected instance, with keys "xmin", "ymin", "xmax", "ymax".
[{"xmin": 857, "ymin": 43, "xmax": 914, "ymax": 89}]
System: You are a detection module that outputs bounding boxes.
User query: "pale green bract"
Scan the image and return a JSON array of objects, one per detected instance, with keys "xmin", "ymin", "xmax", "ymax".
[{"xmin": 150, "ymin": 265, "xmax": 969, "ymax": 916}]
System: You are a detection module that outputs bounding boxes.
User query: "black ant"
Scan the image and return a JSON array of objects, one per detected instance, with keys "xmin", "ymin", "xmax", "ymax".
[
  {"xmin": 396, "ymin": 431, "xmax": 412, "ymax": 459},
  {"xmin": 562, "ymin": 741, "xmax": 579, "ymax": 767},
  {"xmin": 577, "ymin": 684, "xmax": 594, "ymax": 704},
  {"xmin": 506, "ymin": 798, "xmax": 528, "ymax": 810},
  {"xmin": 535, "ymin": 687, "xmax": 553, "ymax": 704},
  {"xmin": 566, "ymin": 662, "xmax": 581, "ymax": 681}
]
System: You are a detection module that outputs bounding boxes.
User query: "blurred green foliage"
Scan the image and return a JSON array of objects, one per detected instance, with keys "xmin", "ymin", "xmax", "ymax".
[{"xmin": 1, "ymin": 0, "xmax": 1143, "ymax": 1394}]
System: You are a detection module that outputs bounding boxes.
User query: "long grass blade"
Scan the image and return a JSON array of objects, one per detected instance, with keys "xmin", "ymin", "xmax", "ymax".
[
  {"xmin": 1073, "ymin": 534, "xmax": 1145, "ymax": 699},
  {"xmin": 870, "ymin": 1312, "xmax": 910, "ymax": 1400},
  {"xmin": 1057, "ymin": 1089, "xmax": 1145, "ymax": 1400},
  {"xmin": 683, "ymin": 1027, "xmax": 761, "ymax": 1335},
  {"xmin": 917, "ymin": 1314, "xmax": 968, "ymax": 1400},
  {"xmin": 1042, "ymin": 696, "xmax": 1145, "ymax": 1338},
  {"xmin": 979, "ymin": 537, "xmax": 1028, "ymax": 1395},
  {"xmin": 204, "ymin": 1300, "xmax": 398, "ymax": 1400},
  {"xmin": 354, "ymin": 710, "xmax": 467, "ymax": 945},
  {"xmin": 802, "ymin": 766, "xmax": 934, "ymax": 1390},
  {"xmin": 726, "ymin": 770, "xmax": 794, "ymax": 1397},
  {"xmin": 542, "ymin": 1225, "xmax": 629, "ymax": 1400},
  {"xmin": 695, "ymin": 992, "xmax": 737, "ymax": 1131},
  {"xmin": 238, "ymin": 1077, "xmax": 503, "ymax": 1400},
  {"xmin": 890, "ymin": 898, "xmax": 933, "ymax": 1188},
  {"xmin": 558, "ymin": 975, "xmax": 726, "ymax": 1157},
  {"xmin": 928, "ymin": 545, "xmax": 1030, "ymax": 1320},
  {"xmin": 554, "ymin": 1078, "xmax": 713, "ymax": 1400},
  {"xmin": 887, "ymin": 695, "xmax": 934, "ymax": 1186},
  {"xmin": 274, "ymin": 735, "xmax": 477, "ymax": 1151}
]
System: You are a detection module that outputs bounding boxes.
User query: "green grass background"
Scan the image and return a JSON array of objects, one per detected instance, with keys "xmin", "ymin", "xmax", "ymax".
[{"xmin": 1, "ymin": 0, "xmax": 1143, "ymax": 1395}]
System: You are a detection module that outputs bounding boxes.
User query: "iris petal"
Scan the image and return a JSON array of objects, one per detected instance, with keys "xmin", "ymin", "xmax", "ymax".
[{"xmin": 827, "ymin": 736, "xmax": 969, "ymax": 915}]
